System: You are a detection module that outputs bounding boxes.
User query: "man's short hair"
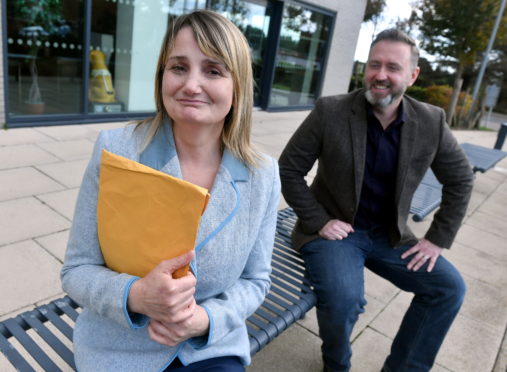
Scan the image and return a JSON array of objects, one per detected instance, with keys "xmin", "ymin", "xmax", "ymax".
[{"xmin": 370, "ymin": 29, "xmax": 419, "ymax": 69}]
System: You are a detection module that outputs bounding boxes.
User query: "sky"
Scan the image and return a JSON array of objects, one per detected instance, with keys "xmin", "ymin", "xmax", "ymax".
[{"xmin": 354, "ymin": 0, "xmax": 414, "ymax": 62}]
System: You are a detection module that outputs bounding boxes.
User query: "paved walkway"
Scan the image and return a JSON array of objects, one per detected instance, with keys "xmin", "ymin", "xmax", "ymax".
[{"xmin": 1, "ymin": 110, "xmax": 506, "ymax": 372}]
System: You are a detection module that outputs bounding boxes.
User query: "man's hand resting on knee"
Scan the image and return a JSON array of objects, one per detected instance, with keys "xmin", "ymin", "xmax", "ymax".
[
  {"xmin": 319, "ymin": 219, "xmax": 354, "ymax": 240},
  {"xmin": 401, "ymin": 238, "xmax": 443, "ymax": 272}
]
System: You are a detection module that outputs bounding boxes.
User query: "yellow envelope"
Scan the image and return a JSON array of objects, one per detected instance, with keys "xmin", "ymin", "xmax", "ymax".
[{"xmin": 97, "ymin": 150, "xmax": 210, "ymax": 278}]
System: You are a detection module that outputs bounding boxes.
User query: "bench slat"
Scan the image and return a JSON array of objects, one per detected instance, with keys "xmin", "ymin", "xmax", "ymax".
[
  {"xmin": 0, "ymin": 332, "xmax": 37, "ymax": 372},
  {"xmin": 21, "ymin": 313, "xmax": 76, "ymax": 369},
  {"xmin": 3, "ymin": 319, "xmax": 62, "ymax": 372},
  {"xmin": 0, "ymin": 208, "xmax": 316, "ymax": 370}
]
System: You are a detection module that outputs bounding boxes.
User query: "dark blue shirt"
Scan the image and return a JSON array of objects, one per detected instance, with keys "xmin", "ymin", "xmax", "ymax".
[{"xmin": 354, "ymin": 102, "xmax": 404, "ymax": 229}]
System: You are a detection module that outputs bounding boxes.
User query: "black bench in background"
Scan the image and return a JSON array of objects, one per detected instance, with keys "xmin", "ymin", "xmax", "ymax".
[
  {"xmin": 0, "ymin": 208, "xmax": 315, "ymax": 372},
  {"xmin": 409, "ymin": 140, "xmax": 507, "ymax": 222}
]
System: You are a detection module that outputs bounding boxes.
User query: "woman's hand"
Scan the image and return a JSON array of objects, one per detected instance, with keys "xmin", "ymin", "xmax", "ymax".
[
  {"xmin": 148, "ymin": 305, "xmax": 210, "ymax": 346},
  {"xmin": 127, "ymin": 251, "xmax": 197, "ymax": 324}
]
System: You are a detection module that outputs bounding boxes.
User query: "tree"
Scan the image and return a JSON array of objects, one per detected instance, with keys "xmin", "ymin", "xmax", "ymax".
[
  {"xmin": 413, "ymin": 0, "xmax": 507, "ymax": 126},
  {"xmin": 363, "ymin": 0, "xmax": 387, "ymax": 40},
  {"xmin": 363, "ymin": 0, "xmax": 387, "ymax": 23}
]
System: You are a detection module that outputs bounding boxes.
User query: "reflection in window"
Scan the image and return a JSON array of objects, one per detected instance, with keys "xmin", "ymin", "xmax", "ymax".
[
  {"xmin": 6, "ymin": 0, "xmax": 84, "ymax": 116},
  {"xmin": 89, "ymin": 0, "xmax": 205, "ymax": 114},
  {"xmin": 269, "ymin": 4, "xmax": 332, "ymax": 108},
  {"xmin": 209, "ymin": 0, "xmax": 269, "ymax": 105}
]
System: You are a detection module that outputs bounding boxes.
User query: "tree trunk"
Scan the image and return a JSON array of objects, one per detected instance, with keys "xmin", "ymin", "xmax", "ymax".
[{"xmin": 446, "ymin": 64, "xmax": 464, "ymax": 127}]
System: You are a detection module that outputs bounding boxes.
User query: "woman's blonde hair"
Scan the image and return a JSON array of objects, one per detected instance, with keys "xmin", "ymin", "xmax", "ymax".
[{"xmin": 138, "ymin": 10, "xmax": 259, "ymax": 167}]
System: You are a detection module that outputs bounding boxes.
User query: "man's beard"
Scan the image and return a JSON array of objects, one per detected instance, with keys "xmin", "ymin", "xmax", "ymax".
[{"xmin": 364, "ymin": 81, "xmax": 407, "ymax": 108}]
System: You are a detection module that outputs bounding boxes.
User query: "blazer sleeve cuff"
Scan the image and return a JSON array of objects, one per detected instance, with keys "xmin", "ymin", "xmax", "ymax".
[
  {"xmin": 122, "ymin": 277, "xmax": 149, "ymax": 329},
  {"xmin": 187, "ymin": 305, "xmax": 213, "ymax": 350}
]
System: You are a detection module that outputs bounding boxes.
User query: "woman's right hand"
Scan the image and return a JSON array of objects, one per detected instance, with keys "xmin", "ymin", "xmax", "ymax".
[{"xmin": 127, "ymin": 251, "xmax": 197, "ymax": 324}]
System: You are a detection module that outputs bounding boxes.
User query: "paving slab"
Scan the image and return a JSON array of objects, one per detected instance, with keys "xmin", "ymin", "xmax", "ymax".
[
  {"xmin": 496, "ymin": 179, "xmax": 507, "ymax": 195},
  {"xmin": 406, "ymin": 215, "xmax": 433, "ymax": 237},
  {"xmin": 472, "ymin": 172, "xmax": 502, "ymax": 196},
  {"xmin": 460, "ymin": 274, "xmax": 507, "ymax": 330},
  {"xmin": 37, "ymin": 139, "xmax": 95, "ymax": 161},
  {"xmin": 34, "ymin": 125, "xmax": 98, "ymax": 141},
  {"xmin": 248, "ymin": 323, "xmax": 323, "ymax": 372},
  {"xmin": 466, "ymin": 190, "xmax": 489, "ymax": 217},
  {"xmin": 0, "ymin": 240, "xmax": 63, "ymax": 316},
  {"xmin": 364, "ymin": 268, "xmax": 400, "ymax": 304},
  {"xmin": 350, "ymin": 327, "xmax": 391, "ymax": 372},
  {"xmin": 37, "ymin": 188, "xmax": 79, "ymax": 220},
  {"xmin": 436, "ymin": 314, "xmax": 502, "ymax": 372},
  {"xmin": 352, "ymin": 294, "xmax": 385, "ymax": 341},
  {"xmin": 0, "ymin": 197, "xmax": 70, "ymax": 246},
  {"xmin": 0, "ymin": 127, "xmax": 54, "ymax": 146},
  {"xmin": 370, "ymin": 291, "xmax": 412, "ymax": 339},
  {"xmin": 465, "ymin": 210, "xmax": 507, "ymax": 239},
  {"xmin": 0, "ymin": 144, "xmax": 60, "ymax": 170},
  {"xmin": 0, "ymin": 167, "xmax": 64, "ymax": 202},
  {"xmin": 0, "ymin": 303, "xmax": 35, "ymax": 322},
  {"xmin": 0, "ymin": 353, "xmax": 17, "ymax": 372},
  {"xmin": 84, "ymin": 121, "xmax": 128, "ymax": 133},
  {"xmin": 35, "ymin": 159, "xmax": 89, "ymax": 188},
  {"xmin": 477, "ymin": 192, "xmax": 507, "ymax": 221},
  {"xmin": 493, "ymin": 331, "xmax": 507, "ymax": 372},
  {"xmin": 455, "ymin": 224, "xmax": 507, "ymax": 262},
  {"xmin": 444, "ymin": 242, "xmax": 507, "ymax": 288},
  {"xmin": 296, "ymin": 292, "xmax": 387, "ymax": 343},
  {"xmin": 35, "ymin": 230, "xmax": 70, "ymax": 263}
]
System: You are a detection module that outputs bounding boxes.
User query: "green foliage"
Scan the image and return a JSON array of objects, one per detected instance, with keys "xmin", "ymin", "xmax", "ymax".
[
  {"xmin": 413, "ymin": 85, "xmax": 473, "ymax": 121},
  {"xmin": 406, "ymin": 85, "xmax": 427, "ymax": 101},
  {"xmin": 363, "ymin": 0, "xmax": 387, "ymax": 23},
  {"xmin": 11, "ymin": 0, "xmax": 63, "ymax": 32},
  {"xmin": 413, "ymin": 0, "xmax": 505, "ymax": 70},
  {"xmin": 413, "ymin": 0, "xmax": 507, "ymax": 125},
  {"xmin": 425, "ymin": 85, "xmax": 452, "ymax": 108}
]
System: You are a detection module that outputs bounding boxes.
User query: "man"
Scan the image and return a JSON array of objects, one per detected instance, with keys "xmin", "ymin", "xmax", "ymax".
[{"xmin": 278, "ymin": 29, "xmax": 474, "ymax": 372}]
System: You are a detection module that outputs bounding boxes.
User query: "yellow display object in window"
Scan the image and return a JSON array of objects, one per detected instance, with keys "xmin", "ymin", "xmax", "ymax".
[{"xmin": 89, "ymin": 50, "xmax": 116, "ymax": 103}]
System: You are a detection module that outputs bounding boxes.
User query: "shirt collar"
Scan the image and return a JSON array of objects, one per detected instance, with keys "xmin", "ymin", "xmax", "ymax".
[
  {"xmin": 366, "ymin": 100, "xmax": 405, "ymax": 128},
  {"xmin": 140, "ymin": 118, "xmax": 249, "ymax": 182}
]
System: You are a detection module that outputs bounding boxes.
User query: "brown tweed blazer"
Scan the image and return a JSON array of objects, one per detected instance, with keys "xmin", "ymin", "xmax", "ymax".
[{"xmin": 279, "ymin": 90, "xmax": 474, "ymax": 251}]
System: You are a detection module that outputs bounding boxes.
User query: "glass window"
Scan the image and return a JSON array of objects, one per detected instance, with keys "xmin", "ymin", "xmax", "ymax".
[
  {"xmin": 88, "ymin": 0, "xmax": 205, "ymax": 114},
  {"xmin": 269, "ymin": 3, "xmax": 333, "ymax": 108},
  {"xmin": 209, "ymin": 0, "xmax": 270, "ymax": 105},
  {"xmin": 6, "ymin": 0, "xmax": 84, "ymax": 116}
]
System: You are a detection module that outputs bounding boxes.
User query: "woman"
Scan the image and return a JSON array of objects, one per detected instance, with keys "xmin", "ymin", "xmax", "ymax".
[{"xmin": 61, "ymin": 10, "xmax": 280, "ymax": 372}]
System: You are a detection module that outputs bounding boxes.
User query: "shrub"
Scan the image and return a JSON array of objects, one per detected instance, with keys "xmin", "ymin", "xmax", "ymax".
[{"xmin": 406, "ymin": 85, "xmax": 427, "ymax": 101}]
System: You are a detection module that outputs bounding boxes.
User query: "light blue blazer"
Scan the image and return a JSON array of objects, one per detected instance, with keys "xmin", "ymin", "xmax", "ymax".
[{"xmin": 61, "ymin": 121, "xmax": 280, "ymax": 371}]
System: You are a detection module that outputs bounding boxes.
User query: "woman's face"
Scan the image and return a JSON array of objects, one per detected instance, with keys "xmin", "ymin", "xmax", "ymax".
[{"xmin": 162, "ymin": 27, "xmax": 234, "ymax": 130}]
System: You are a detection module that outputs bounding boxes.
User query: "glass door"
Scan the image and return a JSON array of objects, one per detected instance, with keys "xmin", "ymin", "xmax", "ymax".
[
  {"xmin": 6, "ymin": 0, "xmax": 84, "ymax": 116},
  {"xmin": 269, "ymin": 2, "xmax": 333, "ymax": 108},
  {"xmin": 88, "ymin": 0, "xmax": 206, "ymax": 114},
  {"xmin": 209, "ymin": 0, "xmax": 270, "ymax": 106}
]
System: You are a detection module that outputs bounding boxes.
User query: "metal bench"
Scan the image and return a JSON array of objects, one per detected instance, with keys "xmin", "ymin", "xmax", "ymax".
[
  {"xmin": 410, "ymin": 170, "xmax": 442, "ymax": 222},
  {"xmin": 409, "ymin": 142, "xmax": 507, "ymax": 221},
  {"xmin": 461, "ymin": 142, "xmax": 507, "ymax": 173},
  {"xmin": 0, "ymin": 208, "xmax": 315, "ymax": 372}
]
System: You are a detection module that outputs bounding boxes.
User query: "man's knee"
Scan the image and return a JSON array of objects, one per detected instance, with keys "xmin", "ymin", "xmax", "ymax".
[
  {"xmin": 448, "ymin": 271, "xmax": 466, "ymax": 310},
  {"xmin": 318, "ymin": 287, "xmax": 366, "ymax": 320}
]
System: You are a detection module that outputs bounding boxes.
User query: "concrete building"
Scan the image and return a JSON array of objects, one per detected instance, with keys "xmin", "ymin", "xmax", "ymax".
[{"xmin": 0, "ymin": 0, "xmax": 366, "ymax": 128}]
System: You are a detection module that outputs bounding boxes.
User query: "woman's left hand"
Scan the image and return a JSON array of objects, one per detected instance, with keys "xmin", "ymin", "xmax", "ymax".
[{"xmin": 147, "ymin": 305, "xmax": 210, "ymax": 347}]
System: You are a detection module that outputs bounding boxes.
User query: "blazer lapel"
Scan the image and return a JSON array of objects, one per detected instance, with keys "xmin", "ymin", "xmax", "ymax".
[
  {"xmin": 395, "ymin": 97, "xmax": 418, "ymax": 204},
  {"xmin": 349, "ymin": 93, "xmax": 368, "ymax": 203}
]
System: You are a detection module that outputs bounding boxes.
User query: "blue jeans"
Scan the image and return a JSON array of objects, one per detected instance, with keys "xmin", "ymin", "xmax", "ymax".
[{"xmin": 301, "ymin": 228, "xmax": 466, "ymax": 372}]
